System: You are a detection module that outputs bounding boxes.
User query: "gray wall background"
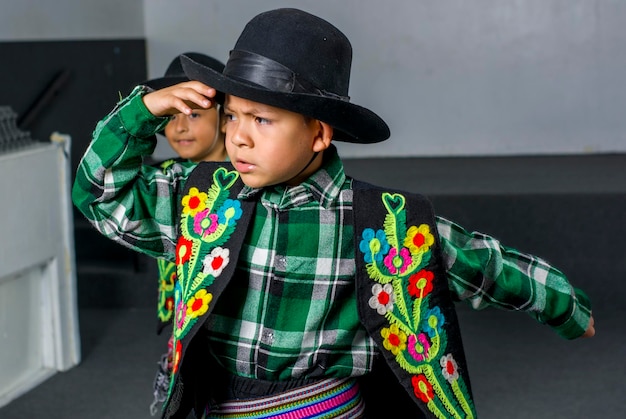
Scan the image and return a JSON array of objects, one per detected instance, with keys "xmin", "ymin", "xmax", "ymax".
[
  {"xmin": 1, "ymin": 0, "xmax": 625, "ymax": 158},
  {"xmin": 0, "ymin": 0, "xmax": 143, "ymax": 40},
  {"xmin": 144, "ymin": 0, "xmax": 626, "ymax": 158}
]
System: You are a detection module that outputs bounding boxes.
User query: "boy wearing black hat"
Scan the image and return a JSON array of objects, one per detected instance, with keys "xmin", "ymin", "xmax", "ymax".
[
  {"xmin": 73, "ymin": 8, "xmax": 594, "ymax": 419},
  {"xmin": 145, "ymin": 52, "xmax": 227, "ymax": 167}
]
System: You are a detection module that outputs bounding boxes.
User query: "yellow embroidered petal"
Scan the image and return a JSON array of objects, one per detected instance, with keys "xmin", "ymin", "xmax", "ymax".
[
  {"xmin": 186, "ymin": 289, "xmax": 213, "ymax": 318},
  {"xmin": 181, "ymin": 187, "xmax": 208, "ymax": 216},
  {"xmin": 404, "ymin": 224, "xmax": 435, "ymax": 254}
]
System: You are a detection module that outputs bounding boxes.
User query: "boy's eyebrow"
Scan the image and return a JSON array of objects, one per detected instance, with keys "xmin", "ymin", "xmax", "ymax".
[{"xmin": 224, "ymin": 103, "xmax": 279, "ymax": 116}]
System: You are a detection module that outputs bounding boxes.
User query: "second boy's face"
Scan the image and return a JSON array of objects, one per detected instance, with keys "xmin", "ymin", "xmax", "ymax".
[
  {"xmin": 223, "ymin": 95, "xmax": 330, "ymax": 188},
  {"xmin": 164, "ymin": 108, "xmax": 223, "ymax": 162}
]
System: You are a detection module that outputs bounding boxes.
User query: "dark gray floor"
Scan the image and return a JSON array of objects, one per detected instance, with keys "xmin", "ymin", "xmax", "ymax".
[
  {"xmin": 2, "ymin": 153, "xmax": 625, "ymax": 418},
  {"xmin": 1, "ymin": 304, "xmax": 622, "ymax": 419},
  {"xmin": 0, "ymin": 309, "xmax": 170, "ymax": 419}
]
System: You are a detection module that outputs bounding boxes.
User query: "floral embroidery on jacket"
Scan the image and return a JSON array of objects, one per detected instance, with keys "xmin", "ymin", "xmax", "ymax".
[
  {"xmin": 359, "ymin": 192, "xmax": 475, "ymax": 419},
  {"xmin": 156, "ymin": 259, "xmax": 176, "ymax": 323},
  {"xmin": 171, "ymin": 166, "xmax": 242, "ymax": 344},
  {"xmin": 165, "ymin": 167, "xmax": 243, "ymax": 400}
]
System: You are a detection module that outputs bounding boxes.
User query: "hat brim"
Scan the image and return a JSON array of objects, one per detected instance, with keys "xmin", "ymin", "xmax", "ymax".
[
  {"xmin": 143, "ymin": 75, "xmax": 189, "ymax": 90},
  {"xmin": 180, "ymin": 55, "xmax": 389, "ymax": 144}
]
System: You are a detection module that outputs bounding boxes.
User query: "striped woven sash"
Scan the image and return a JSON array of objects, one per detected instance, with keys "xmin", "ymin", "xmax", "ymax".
[{"xmin": 203, "ymin": 377, "xmax": 364, "ymax": 418}]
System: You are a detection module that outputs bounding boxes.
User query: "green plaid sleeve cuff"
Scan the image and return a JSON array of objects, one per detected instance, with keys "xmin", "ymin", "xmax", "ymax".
[
  {"xmin": 118, "ymin": 86, "xmax": 170, "ymax": 137},
  {"xmin": 550, "ymin": 288, "xmax": 592, "ymax": 340}
]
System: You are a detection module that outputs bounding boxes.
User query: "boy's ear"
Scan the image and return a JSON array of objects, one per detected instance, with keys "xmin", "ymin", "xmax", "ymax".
[
  {"xmin": 220, "ymin": 113, "xmax": 227, "ymax": 134},
  {"xmin": 312, "ymin": 120, "xmax": 333, "ymax": 152}
]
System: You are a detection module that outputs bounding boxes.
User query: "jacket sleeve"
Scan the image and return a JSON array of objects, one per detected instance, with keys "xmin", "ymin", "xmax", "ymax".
[
  {"xmin": 72, "ymin": 85, "xmax": 197, "ymax": 261},
  {"xmin": 436, "ymin": 215, "xmax": 592, "ymax": 340}
]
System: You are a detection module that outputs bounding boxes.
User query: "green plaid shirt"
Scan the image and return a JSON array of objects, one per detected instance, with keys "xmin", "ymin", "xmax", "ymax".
[
  {"xmin": 72, "ymin": 86, "xmax": 592, "ymax": 380},
  {"xmin": 206, "ymin": 154, "xmax": 372, "ymax": 380}
]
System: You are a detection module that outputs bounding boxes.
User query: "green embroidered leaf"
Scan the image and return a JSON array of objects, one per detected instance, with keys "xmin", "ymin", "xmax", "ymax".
[
  {"xmin": 365, "ymin": 262, "xmax": 393, "ymax": 284},
  {"xmin": 391, "ymin": 277, "xmax": 411, "ymax": 326},
  {"xmin": 191, "ymin": 271, "xmax": 207, "ymax": 291}
]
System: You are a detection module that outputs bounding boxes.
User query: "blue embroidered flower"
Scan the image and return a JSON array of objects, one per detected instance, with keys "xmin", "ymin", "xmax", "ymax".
[
  {"xmin": 421, "ymin": 306, "xmax": 445, "ymax": 338},
  {"xmin": 174, "ymin": 281, "xmax": 186, "ymax": 331},
  {"xmin": 217, "ymin": 199, "xmax": 243, "ymax": 225},
  {"xmin": 360, "ymin": 228, "xmax": 390, "ymax": 263}
]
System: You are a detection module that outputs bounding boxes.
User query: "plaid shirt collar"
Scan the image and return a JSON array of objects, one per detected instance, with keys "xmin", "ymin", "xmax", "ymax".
[{"xmin": 238, "ymin": 145, "xmax": 347, "ymax": 210}]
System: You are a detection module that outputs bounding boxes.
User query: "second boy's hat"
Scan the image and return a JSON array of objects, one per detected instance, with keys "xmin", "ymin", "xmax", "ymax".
[
  {"xmin": 181, "ymin": 8, "xmax": 390, "ymax": 144},
  {"xmin": 144, "ymin": 52, "xmax": 225, "ymax": 90}
]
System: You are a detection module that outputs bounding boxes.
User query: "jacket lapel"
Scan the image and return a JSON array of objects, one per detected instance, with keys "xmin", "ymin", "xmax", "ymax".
[{"xmin": 353, "ymin": 180, "xmax": 477, "ymax": 419}]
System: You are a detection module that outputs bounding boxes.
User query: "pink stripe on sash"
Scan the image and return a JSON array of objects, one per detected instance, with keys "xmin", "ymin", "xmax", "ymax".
[{"xmin": 205, "ymin": 377, "xmax": 364, "ymax": 418}]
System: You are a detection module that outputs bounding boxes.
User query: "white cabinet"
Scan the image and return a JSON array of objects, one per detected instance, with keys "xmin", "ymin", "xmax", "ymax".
[{"xmin": 0, "ymin": 136, "xmax": 80, "ymax": 407}]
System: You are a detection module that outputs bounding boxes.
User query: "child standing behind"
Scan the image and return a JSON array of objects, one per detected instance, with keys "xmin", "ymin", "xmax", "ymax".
[
  {"xmin": 73, "ymin": 9, "xmax": 594, "ymax": 419},
  {"xmin": 146, "ymin": 52, "xmax": 227, "ymax": 166},
  {"xmin": 142, "ymin": 52, "xmax": 227, "ymax": 415}
]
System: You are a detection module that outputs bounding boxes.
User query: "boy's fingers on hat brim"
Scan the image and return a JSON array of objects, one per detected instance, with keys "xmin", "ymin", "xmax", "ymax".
[
  {"xmin": 177, "ymin": 92, "xmax": 213, "ymax": 111},
  {"xmin": 181, "ymin": 80, "xmax": 218, "ymax": 98}
]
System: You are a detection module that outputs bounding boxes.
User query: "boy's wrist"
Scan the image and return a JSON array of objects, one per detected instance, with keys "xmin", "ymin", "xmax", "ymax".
[
  {"xmin": 552, "ymin": 288, "xmax": 593, "ymax": 340},
  {"xmin": 118, "ymin": 85, "xmax": 170, "ymax": 138}
]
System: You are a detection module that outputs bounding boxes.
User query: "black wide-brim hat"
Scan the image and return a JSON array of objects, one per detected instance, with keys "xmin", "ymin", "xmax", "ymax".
[
  {"xmin": 144, "ymin": 52, "xmax": 225, "ymax": 91},
  {"xmin": 181, "ymin": 8, "xmax": 390, "ymax": 144}
]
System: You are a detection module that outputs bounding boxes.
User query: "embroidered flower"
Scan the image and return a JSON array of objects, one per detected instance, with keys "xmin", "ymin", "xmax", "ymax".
[
  {"xmin": 186, "ymin": 289, "xmax": 213, "ymax": 318},
  {"xmin": 217, "ymin": 199, "xmax": 243, "ymax": 225},
  {"xmin": 193, "ymin": 209, "xmax": 219, "ymax": 237},
  {"xmin": 176, "ymin": 236, "xmax": 194, "ymax": 265},
  {"xmin": 158, "ymin": 273, "xmax": 175, "ymax": 322},
  {"xmin": 166, "ymin": 335, "xmax": 175, "ymax": 369},
  {"xmin": 360, "ymin": 228, "xmax": 390, "ymax": 263},
  {"xmin": 408, "ymin": 269, "xmax": 435, "ymax": 299},
  {"xmin": 181, "ymin": 187, "xmax": 208, "ymax": 216},
  {"xmin": 168, "ymin": 271, "xmax": 176, "ymax": 284},
  {"xmin": 202, "ymin": 247, "xmax": 230, "ymax": 277},
  {"xmin": 175, "ymin": 300, "xmax": 186, "ymax": 330},
  {"xmin": 159, "ymin": 271, "xmax": 176, "ymax": 292},
  {"xmin": 404, "ymin": 224, "xmax": 434, "ymax": 254},
  {"xmin": 383, "ymin": 247, "xmax": 412, "ymax": 275},
  {"xmin": 421, "ymin": 306, "xmax": 445, "ymax": 338},
  {"xmin": 165, "ymin": 296, "xmax": 175, "ymax": 311},
  {"xmin": 171, "ymin": 339, "xmax": 183, "ymax": 374},
  {"xmin": 440, "ymin": 354, "xmax": 460, "ymax": 383},
  {"xmin": 369, "ymin": 283, "xmax": 395, "ymax": 315},
  {"xmin": 412, "ymin": 374, "xmax": 434, "ymax": 403},
  {"xmin": 408, "ymin": 332, "xmax": 431, "ymax": 362},
  {"xmin": 381, "ymin": 323, "xmax": 407, "ymax": 355}
]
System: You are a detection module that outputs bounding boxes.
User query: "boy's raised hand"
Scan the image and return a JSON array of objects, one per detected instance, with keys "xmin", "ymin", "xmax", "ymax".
[
  {"xmin": 142, "ymin": 81, "xmax": 217, "ymax": 117},
  {"xmin": 582, "ymin": 315, "xmax": 595, "ymax": 338}
]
